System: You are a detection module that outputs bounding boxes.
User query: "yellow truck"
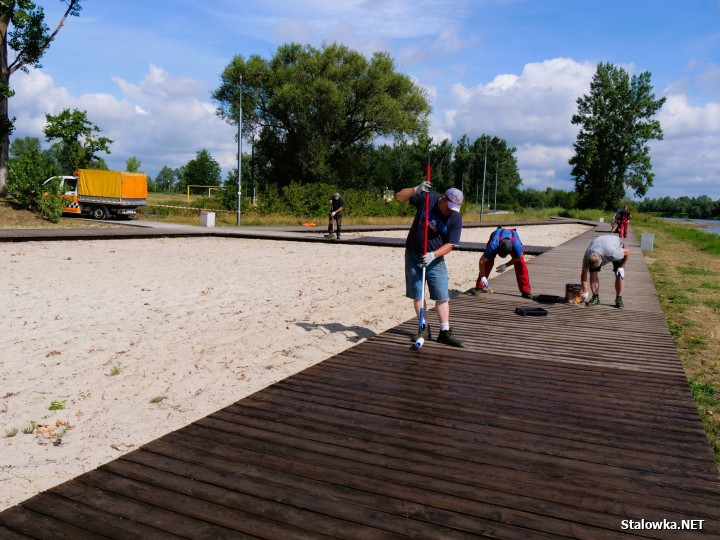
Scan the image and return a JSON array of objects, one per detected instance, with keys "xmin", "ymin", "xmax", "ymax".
[{"xmin": 45, "ymin": 169, "xmax": 147, "ymax": 220}]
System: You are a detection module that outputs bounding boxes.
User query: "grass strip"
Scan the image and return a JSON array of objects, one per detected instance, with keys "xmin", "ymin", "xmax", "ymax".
[{"xmin": 635, "ymin": 216, "xmax": 720, "ymax": 467}]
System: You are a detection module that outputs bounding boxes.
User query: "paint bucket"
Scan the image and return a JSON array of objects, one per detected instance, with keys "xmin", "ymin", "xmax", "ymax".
[{"xmin": 565, "ymin": 283, "xmax": 582, "ymax": 304}]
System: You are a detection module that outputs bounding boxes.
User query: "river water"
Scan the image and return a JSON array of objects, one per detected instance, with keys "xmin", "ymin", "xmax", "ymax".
[{"xmin": 661, "ymin": 218, "xmax": 720, "ymax": 236}]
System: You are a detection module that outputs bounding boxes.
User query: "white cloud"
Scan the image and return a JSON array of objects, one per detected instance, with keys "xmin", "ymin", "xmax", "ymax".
[
  {"xmin": 275, "ymin": 18, "xmax": 316, "ymax": 44},
  {"xmin": 430, "ymin": 57, "xmax": 720, "ymax": 198},
  {"xmin": 12, "ymin": 66, "xmax": 237, "ymax": 178},
  {"xmin": 657, "ymin": 94, "xmax": 720, "ymax": 137},
  {"xmin": 428, "ymin": 58, "xmax": 596, "ymax": 188},
  {"xmin": 446, "ymin": 58, "xmax": 595, "ymax": 144},
  {"xmin": 516, "ymin": 143, "xmax": 576, "ymax": 190}
]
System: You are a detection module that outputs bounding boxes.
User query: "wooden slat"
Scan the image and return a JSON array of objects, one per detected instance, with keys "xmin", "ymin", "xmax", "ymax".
[{"xmin": 2, "ymin": 224, "xmax": 719, "ymax": 539}]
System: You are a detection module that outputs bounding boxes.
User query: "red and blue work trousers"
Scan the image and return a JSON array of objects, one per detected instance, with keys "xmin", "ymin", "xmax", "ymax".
[
  {"xmin": 618, "ymin": 220, "xmax": 629, "ymax": 238},
  {"xmin": 479, "ymin": 254, "xmax": 531, "ymax": 294}
]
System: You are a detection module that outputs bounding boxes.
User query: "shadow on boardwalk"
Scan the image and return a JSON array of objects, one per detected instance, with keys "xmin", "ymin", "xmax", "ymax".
[{"xmin": 1, "ymin": 223, "xmax": 719, "ymax": 538}]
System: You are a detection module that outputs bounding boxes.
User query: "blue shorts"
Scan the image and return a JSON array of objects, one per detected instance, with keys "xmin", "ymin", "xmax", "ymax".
[{"xmin": 405, "ymin": 249, "xmax": 450, "ymax": 301}]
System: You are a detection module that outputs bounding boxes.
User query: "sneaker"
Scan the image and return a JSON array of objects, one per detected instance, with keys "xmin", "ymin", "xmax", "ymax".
[
  {"xmin": 324, "ymin": 233, "xmax": 335, "ymax": 239},
  {"xmin": 586, "ymin": 294, "xmax": 600, "ymax": 306},
  {"xmin": 521, "ymin": 291, "xmax": 533, "ymax": 299},
  {"xmin": 437, "ymin": 328, "xmax": 463, "ymax": 347},
  {"xmin": 615, "ymin": 296, "xmax": 624, "ymax": 309},
  {"xmin": 411, "ymin": 324, "xmax": 431, "ymax": 342}
]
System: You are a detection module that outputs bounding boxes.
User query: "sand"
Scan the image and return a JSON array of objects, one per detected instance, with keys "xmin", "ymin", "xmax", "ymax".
[{"xmin": 0, "ymin": 222, "xmax": 591, "ymax": 510}]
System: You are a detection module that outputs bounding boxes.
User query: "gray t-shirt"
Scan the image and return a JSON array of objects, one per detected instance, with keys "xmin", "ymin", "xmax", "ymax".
[{"xmin": 583, "ymin": 235, "xmax": 625, "ymax": 267}]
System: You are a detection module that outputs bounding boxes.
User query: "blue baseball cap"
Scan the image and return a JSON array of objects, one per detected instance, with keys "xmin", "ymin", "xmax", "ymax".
[{"xmin": 445, "ymin": 188, "xmax": 463, "ymax": 212}]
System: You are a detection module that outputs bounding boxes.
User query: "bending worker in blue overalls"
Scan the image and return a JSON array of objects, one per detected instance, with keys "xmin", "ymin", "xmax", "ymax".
[{"xmin": 473, "ymin": 226, "xmax": 533, "ymax": 298}]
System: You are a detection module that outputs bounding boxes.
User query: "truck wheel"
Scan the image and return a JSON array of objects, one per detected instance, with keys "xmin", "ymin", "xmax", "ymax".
[{"xmin": 92, "ymin": 206, "xmax": 107, "ymax": 220}]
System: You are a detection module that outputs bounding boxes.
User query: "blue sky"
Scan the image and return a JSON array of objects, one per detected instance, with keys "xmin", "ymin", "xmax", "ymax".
[{"xmin": 12, "ymin": 0, "xmax": 720, "ymax": 199}]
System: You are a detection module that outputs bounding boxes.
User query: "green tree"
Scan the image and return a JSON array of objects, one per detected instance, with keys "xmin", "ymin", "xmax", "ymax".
[
  {"xmin": 371, "ymin": 141, "xmax": 420, "ymax": 192},
  {"xmin": 125, "ymin": 156, "xmax": 141, "ymax": 172},
  {"xmin": 43, "ymin": 108, "xmax": 113, "ymax": 172},
  {"xmin": 212, "ymin": 42, "xmax": 430, "ymax": 188},
  {"xmin": 452, "ymin": 135, "xmax": 472, "ymax": 195},
  {"xmin": 468, "ymin": 134, "xmax": 521, "ymax": 208},
  {"xmin": 569, "ymin": 62, "xmax": 666, "ymax": 210},
  {"xmin": 428, "ymin": 139, "xmax": 454, "ymax": 192},
  {"xmin": 6, "ymin": 135, "xmax": 55, "ymax": 207},
  {"xmin": 154, "ymin": 165, "xmax": 178, "ymax": 192},
  {"xmin": 0, "ymin": 0, "xmax": 84, "ymax": 196},
  {"xmin": 180, "ymin": 149, "xmax": 221, "ymax": 191}
]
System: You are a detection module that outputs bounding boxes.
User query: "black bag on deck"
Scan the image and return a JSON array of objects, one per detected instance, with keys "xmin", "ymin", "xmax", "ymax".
[
  {"xmin": 515, "ymin": 306, "xmax": 548, "ymax": 317},
  {"xmin": 533, "ymin": 294, "xmax": 565, "ymax": 304}
]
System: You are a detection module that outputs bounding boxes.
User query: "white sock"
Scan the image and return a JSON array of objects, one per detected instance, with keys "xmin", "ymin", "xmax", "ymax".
[{"xmin": 440, "ymin": 322, "xmax": 450, "ymax": 331}]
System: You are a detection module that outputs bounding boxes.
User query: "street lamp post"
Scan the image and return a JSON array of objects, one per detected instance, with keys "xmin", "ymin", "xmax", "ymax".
[
  {"xmin": 236, "ymin": 76, "xmax": 243, "ymax": 226},
  {"xmin": 494, "ymin": 160, "xmax": 503, "ymax": 215},
  {"xmin": 474, "ymin": 163, "xmax": 478, "ymax": 204},
  {"xmin": 480, "ymin": 136, "xmax": 488, "ymax": 222}
]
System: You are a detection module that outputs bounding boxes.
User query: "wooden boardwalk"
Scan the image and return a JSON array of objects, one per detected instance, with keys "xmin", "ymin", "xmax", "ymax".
[{"xmin": 2, "ymin": 224, "xmax": 719, "ymax": 538}]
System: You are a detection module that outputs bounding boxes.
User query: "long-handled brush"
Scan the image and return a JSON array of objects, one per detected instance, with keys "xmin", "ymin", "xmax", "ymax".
[{"xmin": 414, "ymin": 160, "xmax": 431, "ymax": 349}]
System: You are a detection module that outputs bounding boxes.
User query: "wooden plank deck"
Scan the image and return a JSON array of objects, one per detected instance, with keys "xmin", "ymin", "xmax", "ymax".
[{"xmin": 2, "ymin": 225, "xmax": 719, "ymax": 538}]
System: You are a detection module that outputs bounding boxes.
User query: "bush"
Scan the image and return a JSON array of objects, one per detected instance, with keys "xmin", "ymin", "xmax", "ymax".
[
  {"xmin": 7, "ymin": 148, "xmax": 57, "ymax": 211},
  {"xmin": 255, "ymin": 184, "xmax": 287, "ymax": 215},
  {"xmin": 36, "ymin": 195, "xmax": 64, "ymax": 223},
  {"xmin": 245, "ymin": 183, "xmax": 416, "ymax": 219}
]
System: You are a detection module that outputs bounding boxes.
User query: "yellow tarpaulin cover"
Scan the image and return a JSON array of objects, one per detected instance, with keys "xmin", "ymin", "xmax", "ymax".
[{"xmin": 77, "ymin": 170, "xmax": 147, "ymax": 199}]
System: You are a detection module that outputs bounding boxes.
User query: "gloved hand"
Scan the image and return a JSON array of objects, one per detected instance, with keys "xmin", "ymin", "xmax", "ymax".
[
  {"xmin": 480, "ymin": 276, "xmax": 489, "ymax": 289},
  {"xmin": 615, "ymin": 267, "xmax": 625, "ymax": 280},
  {"xmin": 414, "ymin": 181, "xmax": 431, "ymax": 195},
  {"xmin": 331, "ymin": 211, "xmax": 336, "ymax": 217},
  {"xmin": 421, "ymin": 251, "xmax": 436, "ymax": 265},
  {"xmin": 581, "ymin": 291, "xmax": 591, "ymax": 302},
  {"xmin": 496, "ymin": 264, "xmax": 507, "ymax": 273}
]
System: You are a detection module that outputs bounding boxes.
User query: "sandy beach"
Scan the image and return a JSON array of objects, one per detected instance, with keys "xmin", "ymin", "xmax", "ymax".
[{"xmin": 0, "ymin": 222, "xmax": 591, "ymax": 510}]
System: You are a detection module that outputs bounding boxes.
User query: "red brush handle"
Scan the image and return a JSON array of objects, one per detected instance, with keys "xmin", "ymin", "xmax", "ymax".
[{"xmin": 423, "ymin": 161, "xmax": 431, "ymax": 255}]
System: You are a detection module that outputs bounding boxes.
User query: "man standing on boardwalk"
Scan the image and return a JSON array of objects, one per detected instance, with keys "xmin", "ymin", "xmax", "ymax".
[
  {"xmin": 581, "ymin": 235, "xmax": 630, "ymax": 308},
  {"xmin": 616, "ymin": 205, "xmax": 632, "ymax": 238},
  {"xmin": 326, "ymin": 192, "xmax": 345, "ymax": 240},
  {"xmin": 396, "ymin": 181, "xmax": 465, "ymax": 347}
]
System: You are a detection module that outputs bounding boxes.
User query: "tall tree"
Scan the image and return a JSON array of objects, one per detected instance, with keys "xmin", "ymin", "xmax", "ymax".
[
  {"xmin": 43, "ymin": 108, "xmax": 113, "ymax": 171},
  {"xmin": 467, "ymin": 134, "xmax": 520, "ymax": 207},
  {"xmin": 569, "ymin": 62, "xmax": 666, "ymax": 210},
  {"xmin": 180, "ymin": 149, "xmax": 221, "ymax": 191},
  {"xmin": 6, "ymin": 135, "xmax": 55, "ymax": 207},
  {"xmin": 212, "ymin": 42, "xmax": 430, "ymax": 188},
  {"xmin": 154, "ymin": 165, "xmax": 178, "ymax": 192},
  {"xmin": 452, "ymin": 134, "xmax": 472, "ymax": 194},
  {"xmin": 0, "ymin": 0, "xmax": 84, "ymax": 195},
  {"xmin": 125, "ymin": 156, "xmax": 141, "ymax": 172},
  {"xmin": 427, "ymin": 138, "xmax": 454, "ymax": 192}
]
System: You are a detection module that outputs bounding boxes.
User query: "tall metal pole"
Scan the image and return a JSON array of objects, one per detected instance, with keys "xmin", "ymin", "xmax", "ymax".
[
  {"xmin": 236, "ymin": 76, "xmax": 242, "ymax": 226},
  {"xmin": 250, "ymin": 140, "xmax": 254, "ymax": 205},
  {"xmin": 494, "ymin": 160, "xmax": 499, "ymax": 215},
  {"xmin": 480, "ymin": 136, "xmax": 488, "ymax": 221},
  {"xmin": 474, "ymin": 163, "xmax": 478, "ymax": 204}
]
